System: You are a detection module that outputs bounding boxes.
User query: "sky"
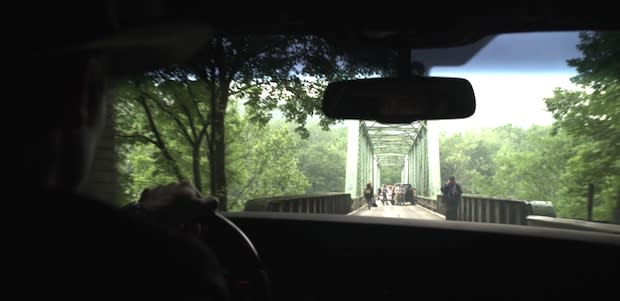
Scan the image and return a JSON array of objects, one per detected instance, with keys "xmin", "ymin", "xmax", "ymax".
[
  {"xmin": 428, "ymin": 72, "xmax": 577, "ymax": 134},
  {"xmin": 260, "ymin": 31, "xmax": 584, "ymax": 134},
  {"xmin": 425, "ymin": 31, "xmax": 582, "ymax": 134}
]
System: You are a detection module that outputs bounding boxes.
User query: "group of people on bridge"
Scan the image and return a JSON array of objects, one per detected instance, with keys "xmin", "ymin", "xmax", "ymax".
[
  {"xmin": 362, "ymin": 176, "xmax": 463, "ymax": 221},
  {"xmin": 363, "ymin": 183, "xmax": 416, "ymax": 210}
]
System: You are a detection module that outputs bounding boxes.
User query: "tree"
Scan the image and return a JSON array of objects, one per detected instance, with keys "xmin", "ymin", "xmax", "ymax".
[
  {"xmin": 293, "ymin": 124, "xmax": 347, "ymax": 193},
  {"xmin": 115, "ymin": 71, "xmax": 212, "ymax": 191},
  {"xmin": 438, "ymin": 124, "xmax": 573, "ymax": 204},
  {"xmin": 115, "ymin": 78, "xmax": 187, "ymax": 183},
  {"xmin": 226, "ymin": 117, "xmax": 310, "ymax": 211},
  {"xmin": 116, "ymin": 143, "xmax": 180, "ymax": 204},
  {"xmin": 439, "ymin": 129, "xmax": 499, "ymax": 194},
  {"xmin": 490, "ymin": 126, "xmax": 573, "ymax": 202},
  {"xmin": 544, "ymin": 31, "xmax": 620, "ymax": 222},
  {"xmin": 115, "ymin": 35, "xmax": 402, "ymax": 209},
  {"xmin": 380, "ymin": 166, "xmax": 401, "ymax": 185},
  {"xmin": 183, "ymin": 35, "xmax": 389, "ymax": 210},
  {"xmin": 115, "ymin": 92, "xmax": 311, "ymax": 209}
]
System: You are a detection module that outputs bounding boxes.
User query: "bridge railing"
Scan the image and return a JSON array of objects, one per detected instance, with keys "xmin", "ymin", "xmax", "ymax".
[
  {"xmin": 526, "ymin": 216, "xmax": 620, "ymax": 234},
  {"xmin": 416, "ymin": 195, "xmax": 439, "ymax": 212},
  {"xmin": 244, "ymin": 193, "xmax": 356, "ymax": 214},
  {"xmin": 417, "ymin": 194, "xmax": 555, "ymax": 225}
]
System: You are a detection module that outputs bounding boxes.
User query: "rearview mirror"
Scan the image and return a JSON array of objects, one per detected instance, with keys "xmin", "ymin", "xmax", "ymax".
[{"xmin": 321, "ymin": 77, "xmax": 476, "ymax": 123}]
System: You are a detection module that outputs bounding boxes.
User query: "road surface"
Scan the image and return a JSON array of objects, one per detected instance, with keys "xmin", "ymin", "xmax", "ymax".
[{"xmin": 351, "ymin": 201, "xmax": 444, "ymax": 220}]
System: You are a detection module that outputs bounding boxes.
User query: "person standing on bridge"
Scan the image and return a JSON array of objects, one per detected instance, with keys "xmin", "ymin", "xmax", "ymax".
[
  {"xmin": 441, "ymin": 176, "xmax": 462, "ymax": 220},
  {"xmin": 405, "ymin": 185, "xmax": 415, "ymax": 206},
  {"xmin": 364, "ymin": 183, "xmax": 374, "ymax": 210},
  {"xmin": 381, "ymin": 185, "xmax": 388, "ymax": 206}
]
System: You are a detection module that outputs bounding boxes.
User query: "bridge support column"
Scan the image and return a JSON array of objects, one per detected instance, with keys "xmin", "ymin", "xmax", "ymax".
[
  {"xmin": 427, "ymin": 120, "xmax": 442, "ymax": 198},
  {"xmin": 407, "ymin": 121, "xmax": 440, "ymax": 198},
  {"xmin": 345, "ymin": 120, "xmax": 360, "ymax": 198},
  {"xmin": 357, "ymin": 122, "xmax": 374, "ymax": 196},
  {"xmin": 373, "ymin": 155, "xmax": 380, "ymax": 192},
  {"xmin": 403, "ymin": 157, "xmax": 409, "ymax": 184}
]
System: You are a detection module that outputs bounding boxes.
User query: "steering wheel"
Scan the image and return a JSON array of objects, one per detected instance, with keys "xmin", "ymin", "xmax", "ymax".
[
  {"xmin": 198, "ymin": 212, "xmax": 272, "ymax": 301},
  {"xmin": 123, "ymin": 202, "xmax": 271, "ymax": 301}
]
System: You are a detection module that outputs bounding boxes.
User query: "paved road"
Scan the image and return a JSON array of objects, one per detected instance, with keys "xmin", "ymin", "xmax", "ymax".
[{"xmin": 351, "ymin": 201, "xmax": 444, "ymax": 220}]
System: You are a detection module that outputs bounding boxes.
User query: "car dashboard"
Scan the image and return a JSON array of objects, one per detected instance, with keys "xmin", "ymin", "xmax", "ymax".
[{"xmin": 218, "ymin": 212, "xmax": 620, "ymax": 300}]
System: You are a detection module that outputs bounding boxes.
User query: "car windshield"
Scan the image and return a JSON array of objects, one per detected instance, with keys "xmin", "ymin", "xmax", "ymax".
[{"xmin": 89, "ymin": 30, "xmax": 619, "ymax": 232}]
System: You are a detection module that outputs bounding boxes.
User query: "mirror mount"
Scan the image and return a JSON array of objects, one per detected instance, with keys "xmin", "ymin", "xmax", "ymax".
[
  {"xmin": 396, "ymin": 47, "xmax": 428, "ymax": 79},
  {"xmin": 396, "ymin": 47, "xmax": 427, "ymax": 78},
  {"xmin": 397, "ymin": 46, "xmax": 412, "ymax": 79}
]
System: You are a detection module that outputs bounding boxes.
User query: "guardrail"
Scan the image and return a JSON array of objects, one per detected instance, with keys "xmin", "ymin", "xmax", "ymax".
[
  {"xmin": 244, "ymin": 193, "xmax": 354, "ymax": 214},
  {"xmin": 416, "ymin": 194, "xmax": 556, "ymax": 225},
  {"xmin": 245, "ymin": 192, "xmax": 564, "ymax": 227},
  {"xmin": 527, "ymin": 216, "xmax": 620, "ymax": 234},
  {"xmin": 416, "ymin": 195, "xmax": 439, "ymax": 212}
]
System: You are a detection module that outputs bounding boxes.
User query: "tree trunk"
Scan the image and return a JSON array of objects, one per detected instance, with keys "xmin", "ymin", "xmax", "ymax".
[
  {"xmin": 205, "ymin": 36, "xmax": 233, "ymax": 211},
  {"xmin": 139, "ymin": 96, "xmax": 185, "ymax": 182},
  {"xmin": 192, "ymin": 144, "xmax": 202, "ymax": 193},
  {"xmin": 207, "ymin": 87, "xmax": 229, "ymax": 211},
  {"xmin": 613, "ymin": 189, "xmax": 620, "ymax": 224},
  {"xmin": 208, "ymin": 82, "xmax": 217, "ymax": 206},
  {"xmin": 212, "ymin": 98, "xmax": 228, "ymax": 211}
]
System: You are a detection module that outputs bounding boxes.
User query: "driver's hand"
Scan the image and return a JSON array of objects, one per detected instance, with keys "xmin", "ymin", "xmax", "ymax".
[
  {"xmin": 138, "ymin": 181, "xmax": 218, "ymax": 227},
  {"xmin": 139, "ymin": 181, "xmax": 215, "ymax": 209},
  {"xmin": 136, "ymin": 182, "xmax": 231, "ymax": 300}
]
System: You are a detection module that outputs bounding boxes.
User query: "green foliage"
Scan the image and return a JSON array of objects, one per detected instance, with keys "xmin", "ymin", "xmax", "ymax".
[
  {"xmin": 544, "ymin": 31, "xmax": 620, "ymax": 222},
  {"xmin": 294, "ymin": 124, "xmax": 347, "ymax": 193},
  {"xmin": 112, "ymin": 31, "xmax": 618, "ymax": 222},
  {"xmin": 438, "ymin": 31, "xmax": 619, "ymax": 222},
  {"xmin": 439, "ymin": 128, "xmax": 500, "ymax": 194},
  {"xmin": 220, "ymin": 35, "xmax": 386, "ymax": 136},
  {"xmin": 114, "ymin": 78, "xmax": 313, "ymax": 210},
  {"xmin": 380, "ymin": 167, "xmax": 401, "ymax": 185},
  {"xmin": 490, "ymin": 126, "xmax": 574, "ymax": 202},
  {"xmin": 116, "ymin": 143, "xmax": 179, "ymax": 204},
  {"xmin": 439, "ymin": 125, "xmax": 575, "ymax": 214},
  {"xmin": 180, "ymin": 35, "xmax": 391, "ymax": 209},
  {"xmin": 226, "ymin": 118, "xmax": 310, "ymax": 211}
]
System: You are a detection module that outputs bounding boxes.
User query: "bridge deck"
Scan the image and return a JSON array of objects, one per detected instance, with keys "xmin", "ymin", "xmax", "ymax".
[{"xmin": 350, "ymin": 201, "xmax": 444, "ymax": 220}]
